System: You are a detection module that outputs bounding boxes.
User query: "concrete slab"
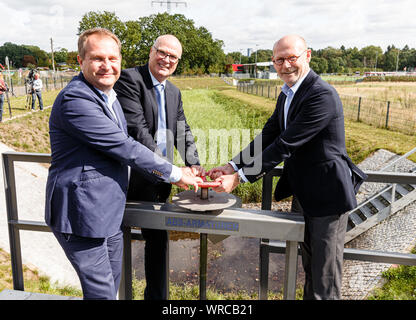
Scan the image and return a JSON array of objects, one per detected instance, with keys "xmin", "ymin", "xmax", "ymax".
[{"xmin": 0, "ymin": 289, "xmax": 80, "ymax": 300}]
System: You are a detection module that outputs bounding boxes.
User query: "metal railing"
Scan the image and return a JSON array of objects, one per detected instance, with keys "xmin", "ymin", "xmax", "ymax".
[
  {"xmin": 3, "ymin": 151, "xmax": 416, "ymax": 300},
  {"xmin": 259, "ymin": 164, "xmax": 416, "ymax": 299},
  {"xmin": 237, "ymin": 82, "xmax": 416, "ymax": 136},
  {"xmin": 2, "ymin": 151, "xmax": 304, "ymax": 300}
]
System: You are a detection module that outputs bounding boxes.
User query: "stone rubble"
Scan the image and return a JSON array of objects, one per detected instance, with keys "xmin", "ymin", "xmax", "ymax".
[
  {"xmin": 342, "ymin": 149, "xmax": 416, "ymax": 299},
  {"xmin": 244, "ymin": 149, "xmax": 416, "ymax": 300}
]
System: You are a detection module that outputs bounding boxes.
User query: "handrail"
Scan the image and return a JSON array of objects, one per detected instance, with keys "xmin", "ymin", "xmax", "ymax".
[
  {"xmin": 380, "ymin": 146, "xmax": 416, "ymax": 172},
  {"xmin": 3, "ymin": 150, "xmax": 416, "ymax": 300}
]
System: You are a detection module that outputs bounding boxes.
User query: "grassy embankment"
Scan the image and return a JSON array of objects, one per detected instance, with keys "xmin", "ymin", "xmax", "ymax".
[{"xmin": 0, "ymin": 76, "xmax": 415, "ymax": 299}]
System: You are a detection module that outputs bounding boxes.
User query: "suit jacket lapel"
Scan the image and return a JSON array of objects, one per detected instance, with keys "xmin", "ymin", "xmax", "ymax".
[
  {"xmin": 164, "ymin": 82, "xmax": 176, "ymax": 131},
  {"xmin": 276, "ymin": 92, "xmax": 286, "ymax": 131},
  {"xmin": 113, "ymin": 100, "xmax": 127, "ymax": 133},
  {"xmin": 141, "ymin": 65, "xmax": 159, "ymax": 128},
  {"xmin": 79, "ymin": 72, "xmax": 120, "ymax": 125}
]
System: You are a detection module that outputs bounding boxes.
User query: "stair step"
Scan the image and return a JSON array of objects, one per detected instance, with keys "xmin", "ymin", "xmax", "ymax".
[
  {"xmin": 401, "ymin": 184, "xmax": 415, "ymax": 192},
  {"xmin": 379, "ymin": 190, "xmax": 392, "ymax": 204},
  {"xmin": 359, "ymin": 205, "xmax": 374, "ymax": 219},
  {"xmin": 348, "ymin": 212, "xmax": 363, "ymax": 227},
  {"xmin": 370, "ymin": 198, "xmax": 387, "ymax": 212},
  {"xmin": 395, "ymin": 184, "xmax": 411, "ymax": 196},
  {"xmin": 366, "ymin": 201, "xmax": 379, "ymax": 214}
]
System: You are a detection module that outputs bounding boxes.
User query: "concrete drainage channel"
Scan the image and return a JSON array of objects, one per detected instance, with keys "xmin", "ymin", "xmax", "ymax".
[{"xmin": 341, "ymin": 149, "xmax": 416, "ymax": 300}]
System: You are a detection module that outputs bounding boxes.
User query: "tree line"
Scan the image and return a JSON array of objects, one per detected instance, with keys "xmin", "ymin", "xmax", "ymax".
[
  {"xmin": 227, "ymin": 45, "xmax": 415, "ymax": 74},
  {"xmin": 1, "ymin": 11, "xmax": 415, "ymax": 75}
]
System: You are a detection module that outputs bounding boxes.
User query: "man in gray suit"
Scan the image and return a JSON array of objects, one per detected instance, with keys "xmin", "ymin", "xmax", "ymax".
[
  {"xmin": 46, "ymin": 28, "xmax": 202, "ymax": 300},
  {"xmin": 114, "ymin": 35, "xmax": 203, "ymax": 300}
]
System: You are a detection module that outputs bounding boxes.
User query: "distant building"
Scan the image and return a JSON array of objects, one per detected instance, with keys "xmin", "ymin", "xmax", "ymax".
[{"xmin": 228, "ymin": 62, "xmax": 278, "ymax": 79}]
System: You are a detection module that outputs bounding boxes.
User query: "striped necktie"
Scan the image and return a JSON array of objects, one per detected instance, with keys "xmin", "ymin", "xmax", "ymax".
[{"xmin": 155, "ymin": 83, "xmax": 167, "ymax": 156}]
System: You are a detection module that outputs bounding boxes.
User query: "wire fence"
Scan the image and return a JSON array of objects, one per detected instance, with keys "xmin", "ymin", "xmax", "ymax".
[
  {"xmin": 237, "ymin": 82, "xmax": 416, "ymax": 136},
  {"xmin": 6, "ymin": 74, "xmax": 74, "ymax": 97}
]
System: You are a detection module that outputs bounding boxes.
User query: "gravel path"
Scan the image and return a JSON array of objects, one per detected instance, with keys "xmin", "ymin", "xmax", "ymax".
[
  {"xmin": 235, "ymin": 149, "xmax": 416, "ymax": 300},
  {"xmin": 341, "ymin": 149, "xmax": 416, "ymax": 299}
]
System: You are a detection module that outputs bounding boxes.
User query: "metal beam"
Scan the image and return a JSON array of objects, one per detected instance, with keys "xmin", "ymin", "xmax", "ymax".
[
  {"xmin": 123, "ymin": 202, "xmax": 305, "ymax": 242},
  {"xmin": 260, "ymin": 240, "xmax": 416, "ymax": 266},
  {"xmin": 364, "ymin": 171, "xmax": 416, "ymax": 184}
]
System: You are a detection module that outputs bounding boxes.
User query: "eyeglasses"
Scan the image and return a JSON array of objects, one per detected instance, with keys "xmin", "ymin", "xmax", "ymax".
[
  {"xmin": 272, "ymin": 50, "xmax": 307, "ymax": 66},
  {"xmin": 153, "ymin": 47, "xmax": 180, "ymax": 63}
]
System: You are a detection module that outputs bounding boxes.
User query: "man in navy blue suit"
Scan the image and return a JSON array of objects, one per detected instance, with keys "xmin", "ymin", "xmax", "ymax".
[
  {"xmin": 45, "ymin": 28, "xmax": 202, "ymax": 300},
  {"xmin": 209, "ymin": 35, "xmax": 367, "ymax": 299}
]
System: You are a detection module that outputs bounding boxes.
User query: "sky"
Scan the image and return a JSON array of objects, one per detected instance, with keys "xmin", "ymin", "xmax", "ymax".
[{"xmin": 1, "ymin": 0, "xmax": 416, "ymax": 55}]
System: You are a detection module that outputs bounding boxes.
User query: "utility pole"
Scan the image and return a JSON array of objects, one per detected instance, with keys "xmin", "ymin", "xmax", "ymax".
[
  {"xmin": 151, "ymin": 0, "xmax": 187, "ymax": 13},
  {"xmin": 255, "ymin": 44, "xmax": 259, "ymax": 78},
  {"xmin": 395, "ymin": 50, "xmax": 400, "ymax": 72},
  {"xmin": 5, "ymin": 56, "xmax": 11, "ymax": 88},
  {"xmin": 50, "ymin": 38, "xmax": 56, "ymax": 73}
]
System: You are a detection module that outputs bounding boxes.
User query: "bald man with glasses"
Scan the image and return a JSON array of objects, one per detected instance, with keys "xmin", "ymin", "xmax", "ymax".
[
  {"xmin": 114, "ymin": 34, "xmax": 202, "ymax": 300},
  {"xmin": 208, "ymin": 34, "xmax": 367, "ymax": 300}
]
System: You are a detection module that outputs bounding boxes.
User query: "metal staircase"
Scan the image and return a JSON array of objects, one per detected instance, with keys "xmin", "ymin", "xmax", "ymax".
[{"xmin": 345, "ymin": 148, "xmax": 416, "ymax": 243}]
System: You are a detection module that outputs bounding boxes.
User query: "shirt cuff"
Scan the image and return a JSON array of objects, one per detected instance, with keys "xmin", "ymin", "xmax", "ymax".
[
  {"xmin": 237, "ymin": 168, "xmax": 248, "ymax": 183},
  {"xmin": 228, "ymin": 161, "xmax": 238, "ymax": 172},
  {"xmin": 169, "ymin": 165, "xmax": 182, "ymax": 183}
]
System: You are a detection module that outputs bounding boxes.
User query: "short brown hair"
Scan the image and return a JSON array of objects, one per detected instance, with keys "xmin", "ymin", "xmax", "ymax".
[{"xmin": 78, "ymin": 28, "xmax": 121, "ymax": 59}]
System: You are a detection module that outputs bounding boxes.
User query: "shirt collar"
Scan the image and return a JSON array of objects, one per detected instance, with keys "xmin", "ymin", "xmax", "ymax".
[
  {"xmin": 95, "ymin": 87, "xmax": 117, "ymax": 107},
  {"xmin": 281, "ymin": 69, "xmax": 310, "ymax": 97},
  {"xmin": 148, "ymin": 66, "xmax": 167, "ymax": 88}
]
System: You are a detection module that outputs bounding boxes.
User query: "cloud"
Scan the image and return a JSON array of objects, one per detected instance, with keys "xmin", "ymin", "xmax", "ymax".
[{"xmin": 0, "ymin": 0, "xmax": 415, "ymax": 54}]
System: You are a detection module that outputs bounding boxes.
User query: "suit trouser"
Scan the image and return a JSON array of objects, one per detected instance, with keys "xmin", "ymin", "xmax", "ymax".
[
  {"xmin": 142, "ymin": 228, "xmax": 168, "ymax": 300},
  {"xmin": 291, "ymin": 198, "xmax": 348, "ymax": 300},
  {"xmin": 128, "ymin": 182, "xmax": 170, "ymax": 300},
  {"xmin": 0, "ymin": 94, "xmax": 4, "ymax": 122},
  {"xmin": 52, "ymin": 229, "xmax": 124, "ymax": 300}
]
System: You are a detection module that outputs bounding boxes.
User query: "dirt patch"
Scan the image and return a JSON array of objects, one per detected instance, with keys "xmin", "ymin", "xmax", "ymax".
[{"xmin": 0, "ymin": 248, "xmax": 40, "ymax": 291}]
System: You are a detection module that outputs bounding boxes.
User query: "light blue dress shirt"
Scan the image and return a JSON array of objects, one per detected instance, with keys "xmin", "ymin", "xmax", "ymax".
[
  {"xmin": 148, "ymin": 70, "xmax": 182, "ymax": 183},
  {"xmin": 95, "ymin": 88, "xmax": 119, "ymax": 123},
  {"xmin": 231, "ymin": 70, "xmax": 311, "ymax": 182}
]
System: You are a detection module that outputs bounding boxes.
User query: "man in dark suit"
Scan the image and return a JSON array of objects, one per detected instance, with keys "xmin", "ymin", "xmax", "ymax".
[
  {"xmin": 114, "ymin": 34, "xmax": 202, "ymax": 300},
  {"xmin": 208, "ymin": 34, "xmax": 367, "ymax": 300},
  {"xmin": 46, "ymin": 28, "xmax": 202, "ymax": 300}
]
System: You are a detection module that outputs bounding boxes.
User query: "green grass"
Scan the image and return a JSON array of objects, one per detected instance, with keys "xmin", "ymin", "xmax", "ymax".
[
  {"xmin": 131, "ymin": 273, "xmax": 301, "ymax": 300},
  {"xmin": 368, "ymin": 248, "xmax": 416, "ymax": 300},
  {"xmin": 1, "ymin": 244, "xmax": 295, "ymax": 300},
  {"xmin": 177, "ymin": 88, "xmax": 274, "ymax": 203},
  {"xmin": 1, "ymin": 77, "xmax": 416, "ymax": 299},
  {"xmin": 1, "ymin": 89, "xmax": 62, "ymax": 119},
  {"xmin": 0, "ymin": 247, "xmax": 82, "ymax": 298}
]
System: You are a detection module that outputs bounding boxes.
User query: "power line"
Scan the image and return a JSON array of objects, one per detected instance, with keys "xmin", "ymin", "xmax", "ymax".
[{"xmin": 151, "ymin": 0, "xmax": 187, "ymax": 13}]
